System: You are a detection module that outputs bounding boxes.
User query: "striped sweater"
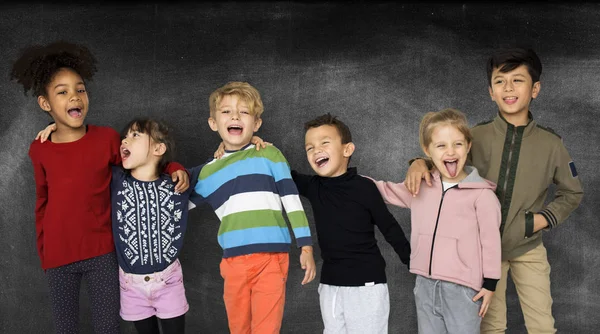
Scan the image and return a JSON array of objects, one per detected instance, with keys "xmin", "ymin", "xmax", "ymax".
[{"xmin": 192, "ymin": 143, "xmax": 312, "ymax": 258}]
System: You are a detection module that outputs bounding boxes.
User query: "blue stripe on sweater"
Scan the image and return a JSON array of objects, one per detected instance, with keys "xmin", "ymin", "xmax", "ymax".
[
  {"xmin": 199, "ymin": 174, "xmax": 299, "ymax": 210},
  {"xmin": 218, "ymin": 226, "xmax": 292, "ymax": 249},
  {"xmin": 196, "ymin": 158, "xmax": 292, "ymax": 197}
]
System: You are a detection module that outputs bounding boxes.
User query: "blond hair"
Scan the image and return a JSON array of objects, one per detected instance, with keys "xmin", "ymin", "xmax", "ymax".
[
  {"xmin": 419, "ymin": 108, "xmax": 473, "ymax": 151},
  {"xmin": 208, "ymin": 81, "xmax": 264, "ymax": 118}
]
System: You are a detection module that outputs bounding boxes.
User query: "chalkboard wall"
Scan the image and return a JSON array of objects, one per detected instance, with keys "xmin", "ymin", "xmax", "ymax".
[{"xmin": 1, "ymin": 3, "xmax": 598, "ymax": 333}]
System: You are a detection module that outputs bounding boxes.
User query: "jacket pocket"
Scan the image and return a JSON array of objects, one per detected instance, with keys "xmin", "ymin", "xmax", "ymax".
[
  {"xmin": 432, "ymin": 236, "xmax": 471, "ymax": 279},
  {"xmin": 524, "ymin": 210, "xmax": 534, "ymax": 239},
  {"xmin": 410, "ymin": 234, "xmax": 431, "ymax": 274}
]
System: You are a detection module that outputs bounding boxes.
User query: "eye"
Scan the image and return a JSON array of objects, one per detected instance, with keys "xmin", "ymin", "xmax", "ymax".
[
  {"xmin": 78, "ymin": 88, "xmax": 86, "ymax": 93},
  {"xmin": 57, "ymin": 91, "xmax": 67, "ymax": 95},
  {"xmin": 306, "ymin": 147, "xmax": 313, "ymax": 152},
  {"xmin": 437, "ymin": 145, "xmax": 445, "ymax": 148},
  {"xmin": 240, "ymin": 110, "xmax": 249, "ymax": 114},
  {"xmin": 494, "ymin": 80, "xmax": 503, "ymax": 85},
  {"xmin": 514, "ymin": 79, "xmax": 523, "ymax": 83},
  {"xmin": 322, "ymin": 141, "xmax": 329, "ymax": 145},
  {"xmin": 221, "ymin": 109, "xmax": 230, "ymax": 114}
]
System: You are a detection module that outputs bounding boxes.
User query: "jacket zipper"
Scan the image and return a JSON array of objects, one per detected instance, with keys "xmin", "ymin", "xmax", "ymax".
[
  {"xmin": 428, "ymin": 185, "xmax": 454, "ymax": 276},
  {"xmin": 500, "ymin": 129, "xmax": 517, "ymax": 205}
]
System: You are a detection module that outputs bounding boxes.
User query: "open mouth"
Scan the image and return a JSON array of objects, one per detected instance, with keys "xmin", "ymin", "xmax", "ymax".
[
  {"xmin": 227, "ymin": 125, "xmax": 243, "ymax": 135},
  {"xmin": 121, "ymin": 147, "xmax": 131, "ymax": 160},
  {"xmin": 503, "ymin": 97, "xmax": 518, "ymax": 105},
  {"xmin": 444, "ymin": 159, "xmax": 458, "ymax": 177},
  {"xmin": 315, "ymin": 156, "xmax": 329, "ymax": 168},
  {"xmin": 68, "ymin": 108, "xmax": 82, "ymax": 118}
]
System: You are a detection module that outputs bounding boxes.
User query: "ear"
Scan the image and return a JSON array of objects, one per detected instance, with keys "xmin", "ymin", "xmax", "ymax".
[
  {"xmin": 422, "ymin": 145, "xmax": 431, "ymax": 158},
  {"xmin": 488, "ymin": 86, "xmax": 494, "ymax": 101},
  {"xmin": 37, "ymin": 95, "xmax": 51, "ymax": 112},
  {"xmin": 208, "ymin": 117, "xmax": 218, "ymax": 132},
  {"xmin": 153, "ymin": 142, "xmax": 167, "ymax": 157},
  {"xmin": 343, "ymin": 142, "xmax": 355, "ymax": 158},
  {"xmin": 531, "ymin": 81, "xmax": 541, "ymax": 99},
  {"xmin": 466, "ymin": 141, "xmax": 472, "ymax": 154},
  {"xmin": 253, "ymin": 117, "xmax": 262, "ymax": 132}
]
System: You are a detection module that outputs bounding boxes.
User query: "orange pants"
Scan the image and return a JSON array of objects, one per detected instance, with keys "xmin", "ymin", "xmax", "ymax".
[{"xmin": 220, "ymin": 252, "xmax": 289, "ymax": 334}]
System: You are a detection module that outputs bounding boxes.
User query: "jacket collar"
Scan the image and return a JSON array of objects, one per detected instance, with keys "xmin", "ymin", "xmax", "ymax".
[{"xmin": 492, "ymin": 111, "xmax": 537, "ymax": 138}]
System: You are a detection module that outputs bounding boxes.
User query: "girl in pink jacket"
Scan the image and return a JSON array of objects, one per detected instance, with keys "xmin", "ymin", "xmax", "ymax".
[{"xmin": 368, "ymin": 108, "xmax": 501, "ymax": 334}]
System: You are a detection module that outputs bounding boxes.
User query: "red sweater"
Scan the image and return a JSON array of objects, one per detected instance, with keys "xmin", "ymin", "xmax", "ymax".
[
  {"xmin": 28, "ymin": 125, "xmax": 186, "ymax": 270},
  {"xmin": 29, "ymin": 125, "xmax": 121, "ymax": 269}
]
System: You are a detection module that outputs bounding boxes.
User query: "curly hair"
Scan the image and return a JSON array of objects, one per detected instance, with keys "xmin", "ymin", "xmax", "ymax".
[{"xmin": 10, "ymin": 41, "xmax": 98, "ymax": 97}]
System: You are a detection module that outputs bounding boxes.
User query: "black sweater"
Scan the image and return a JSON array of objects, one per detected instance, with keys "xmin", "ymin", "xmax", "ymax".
[{"xmin": 292, "ymin": 167, "xmax": 410, "ymax": 286}]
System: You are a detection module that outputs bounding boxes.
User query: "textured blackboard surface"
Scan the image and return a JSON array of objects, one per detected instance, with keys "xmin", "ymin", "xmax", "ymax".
[{"xmin": 1, "ymin": 3, "xmax": 598, "ymax": 333}]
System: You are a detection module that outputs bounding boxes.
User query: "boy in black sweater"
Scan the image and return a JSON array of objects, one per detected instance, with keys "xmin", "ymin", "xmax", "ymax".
[{"xmin": 291, "ymin": 113, "xmax": 411, "ymax": 334}]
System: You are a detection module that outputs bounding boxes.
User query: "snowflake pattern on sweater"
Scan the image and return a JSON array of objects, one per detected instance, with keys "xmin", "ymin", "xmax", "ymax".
[{"xmin": 112, "ymin": 166, "xmax": 200, "ymax": 274}]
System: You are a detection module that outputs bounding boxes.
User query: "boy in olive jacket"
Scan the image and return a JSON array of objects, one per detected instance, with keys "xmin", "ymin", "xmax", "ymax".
[{"xmin": 406, "ymin": 48, "xmax": 583, "ymax": 333}]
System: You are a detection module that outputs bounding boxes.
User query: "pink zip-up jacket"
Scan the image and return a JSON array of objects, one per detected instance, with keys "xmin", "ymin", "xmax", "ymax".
[{"xmin": 368, "ymin": 166, "xmax": 501, "ymax": 291}]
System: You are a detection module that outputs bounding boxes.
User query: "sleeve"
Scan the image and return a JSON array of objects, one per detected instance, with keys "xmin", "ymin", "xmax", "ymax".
[
  {"xmin": 28, "ymin": 144, "xmax": 47, "ymax": 263},
  {"xmin": 291, "ymin": 170, "xmax": 311, "ymax": 197},
  {"xmin": 186, "ymin": 164, "xmax": 207, "ymax": 211},
  {"xmin": 164, "ymin": 161, "xmax": 188, "ymax": 177},
  {"xmin": 361, "ymin": 175, "xmax": 413, "ymax": 208},
  {"xmin": 537, "ymin": 143, "xmax": 583, "ymax": 229},
  {"xmin": 108, "ymin": 127, "xmax": 122, "ymax": 166},
  {"xmin": 364, "ymin": 179, "xmax": 411, "ymax": 266},
  {"xmin": 475, "ymin": 189, "xmax": 502, "ymax": 291},
  {"xmin": 271, "ymin": 148, "xmax": 312, "ymax": 248}
]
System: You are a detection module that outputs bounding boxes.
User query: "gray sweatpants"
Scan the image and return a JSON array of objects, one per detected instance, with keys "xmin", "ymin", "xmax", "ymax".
[
  {"xmin": 414, "ymin": 275, "xmax": 482, "ymax": 334},
  {"xmin": 318, "ymin": 283, "xmax": 389, "ymax": 334}
]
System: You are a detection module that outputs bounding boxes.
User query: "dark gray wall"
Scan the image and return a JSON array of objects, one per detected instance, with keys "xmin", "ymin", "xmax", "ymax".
[{"xmin": 1, "ymin": 3, "xmax": 598, "ymax": 333}]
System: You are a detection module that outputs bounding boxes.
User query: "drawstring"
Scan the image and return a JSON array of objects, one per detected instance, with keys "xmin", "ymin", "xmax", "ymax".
[{"xmin": 332, "ymin": 286, "xmax": 340, "ymax": 319}]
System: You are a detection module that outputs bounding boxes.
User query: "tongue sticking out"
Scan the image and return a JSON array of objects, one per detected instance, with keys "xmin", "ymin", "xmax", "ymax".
[{"xmin": 444, "ymin": 161, "xmax": 458, "ymax": 177}]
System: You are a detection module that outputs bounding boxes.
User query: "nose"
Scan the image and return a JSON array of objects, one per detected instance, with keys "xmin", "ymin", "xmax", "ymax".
[
  {"xmin": 121, "ymin": 137, "xmax": 128, "ymax": 145},
  {"xmin": 230, "ymin": 110, "xmax": 240, "ymax": 120},
  {"xmin": 503, "ymin": 81, "xmax": 514, "ymax": 92},
  {"xmin": 69, "ymin": 93, "xmax": 81, "ymax": 102}
]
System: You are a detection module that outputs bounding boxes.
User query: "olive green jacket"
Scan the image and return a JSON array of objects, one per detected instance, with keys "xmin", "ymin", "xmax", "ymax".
[{"xmin": 470, "ymin": 113, "xmax": 583, "ymax": 260}]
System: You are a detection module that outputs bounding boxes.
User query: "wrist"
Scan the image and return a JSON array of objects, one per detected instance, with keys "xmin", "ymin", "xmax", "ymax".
[{"xmin": 301, "ymin": 246, "xmax": 313, "ymax": 253}]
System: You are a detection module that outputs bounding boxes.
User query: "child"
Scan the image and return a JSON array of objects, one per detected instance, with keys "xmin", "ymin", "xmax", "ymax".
[
  {"xmin": 189, "ymin": 81, "xmax": 316, "ymax": 334},
  {"xmin": 12, "ymin": 41, "xmax": 189, "ymax": 333},
  {"xmin": 113, "ymin": 118, "xmax": 203, "ymax": 334},
  {"xmin": 406, "ymin": 48, "xmax": 584, "ymax": 333},
  {"xmin": 294, "ymin": 113, "xmax": 411, "ymax": 333},
  {"xmin": 367, "ymin": 108, "xmax": 502, "ymax": 334},
  {"xmin": 217, "ymin": 113, "xmax": 412, "ymax": 333}
]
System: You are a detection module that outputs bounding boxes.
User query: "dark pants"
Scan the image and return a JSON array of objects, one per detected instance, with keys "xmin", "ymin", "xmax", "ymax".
[
  {"xmin": 134, "ymin": 315, "xmax": 186, "ymax": 334},
  {"xmin": 46, "ymin": 252, "xmax": 120, "ymax": 334}
]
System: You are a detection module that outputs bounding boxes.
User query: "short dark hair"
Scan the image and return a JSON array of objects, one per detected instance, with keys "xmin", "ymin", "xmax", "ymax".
[
  {"xmin": 486, "ymin": 47, "xmax": 542, "ymax": 86},
  {"xmin": 304, "ymin": 113, "xmax": 352, "ymax": 144},
  {"xmin": 10, "ymin": 41, "xmax": 97, "ymax": 97},
  {"xmin": 120, "ymin": 118, "xmax": 176, "ymax": 175}
]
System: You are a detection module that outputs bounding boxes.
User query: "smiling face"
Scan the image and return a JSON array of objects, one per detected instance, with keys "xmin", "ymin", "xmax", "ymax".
[
  {"xmin": 120, "ymin": 128, "xmax": 165, "ymax": 180},
  {"xmin": 305, "ymin": 125, "xmax": 355, "ymax": 178},
  {"xmin": 208, "ymin": 94, "xmax": 262, "ymax": 151},
  {"xmin": 37, "ymin": 67, "xmax": 89, "ymax": 132},
  {"xmin": 424, "ymin": 123, "xmax": 471, "ymax": 183},
  {"xmin": 489, "ymin": 64, "xmax": 540, "ymax": 125}
]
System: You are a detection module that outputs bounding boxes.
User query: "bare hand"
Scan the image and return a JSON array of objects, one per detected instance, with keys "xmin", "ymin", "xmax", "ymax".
[
  {"xmin": 533, "ymin": 213, "xmax": 549, "ymax": 233},
  {"xmin": 171, "ymin": 170, "xmax": 190, "ymax": 193},
  {"xmin": 300, "ymin": 246, "xmax": 316, "ymax": 285},
  {"xmin": 472, "ymin": 288, "xmax": 494, "ymax": 317},
  {"xmin": 251, "ymin": 135, "xmax": 272, "ymax": 151},
  {"xmin": 404, "ymin": 159, "xmax": 432, "ymax": 197},
  {"xmin": 35, "ymin": 123, "xmax": 57, "ymax": 143},
  {"xmin": 214, "ymin": 142, "xmax": 226, "ymax": 159}
]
